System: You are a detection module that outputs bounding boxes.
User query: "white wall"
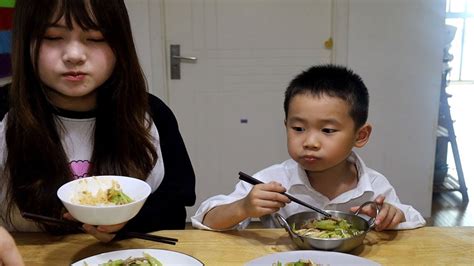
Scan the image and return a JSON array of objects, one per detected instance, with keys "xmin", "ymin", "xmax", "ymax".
[{"xmin": 345, "ymin": 0, "xmax": 445, "ymax": 216}]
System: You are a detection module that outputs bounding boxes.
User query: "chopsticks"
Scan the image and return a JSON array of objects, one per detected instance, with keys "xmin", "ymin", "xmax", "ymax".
[
  {"xmin": 117, "ymin": 231, "xmax": 177, "ymax": 245},
  {"xmin": 238, "ymin": 171, "xmax": 332, "ymax": 217},
  {"xmin": 22, "ymin": 212, "xmax": 83, "ymax": 228},
  {"xmin": 21, "ymin": 212, "xmax": 178, "ymax": 245}
]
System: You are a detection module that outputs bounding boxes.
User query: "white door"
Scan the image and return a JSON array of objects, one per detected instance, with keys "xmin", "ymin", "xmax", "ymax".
[{"xmin": 162, "ymin": 0, "xmax": 333, "ymax": 218}]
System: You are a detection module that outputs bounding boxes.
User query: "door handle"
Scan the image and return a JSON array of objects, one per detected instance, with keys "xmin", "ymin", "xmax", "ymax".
[
  {"xmin": 170, "ymin": 44, "xmax": 197, "ymax": 80},
  {"xmin": 172, "ymin": 55, "xmax": 197, "ymax": 61}
]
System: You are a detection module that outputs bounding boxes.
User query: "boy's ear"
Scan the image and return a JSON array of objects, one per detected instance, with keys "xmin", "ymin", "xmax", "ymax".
[{"xmin": 354, "ymin": 123, "xmax": 372, "ymax": 148}]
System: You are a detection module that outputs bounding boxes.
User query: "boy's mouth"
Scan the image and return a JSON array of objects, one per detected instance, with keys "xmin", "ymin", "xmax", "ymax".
[{"xmin": 302, "ymin": 155, "xmax": 320, "ymax": 162}]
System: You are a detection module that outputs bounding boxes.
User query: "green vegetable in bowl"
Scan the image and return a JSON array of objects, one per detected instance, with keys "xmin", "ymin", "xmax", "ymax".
[
  {"xmin": 310, "ymin": 218, "xmax": 337, "ymax": 230},
  {"xmin": 107, "ymin": 188, "xmax": 133, "ymax": 205},
  {"xmin": 294, "ymin": 217, "xmax": 363, "ymax": 239}
]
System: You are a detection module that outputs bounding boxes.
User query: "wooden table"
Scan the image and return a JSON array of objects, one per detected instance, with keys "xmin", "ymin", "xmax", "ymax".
[{"xmin": 13, "ymin": 226, "xmax": 474, "ymax": 265}]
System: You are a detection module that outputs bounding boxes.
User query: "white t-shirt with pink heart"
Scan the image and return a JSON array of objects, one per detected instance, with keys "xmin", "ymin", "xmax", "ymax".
[{"xmin": 0, "ymin": 112, "xmax": 164, "ymax": 231}]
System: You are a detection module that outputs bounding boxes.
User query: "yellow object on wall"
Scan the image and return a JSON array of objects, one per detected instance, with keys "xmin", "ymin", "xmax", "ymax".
[{"xmin": 324, "ymin": 37, "xmax": 333, "ymax": 49}]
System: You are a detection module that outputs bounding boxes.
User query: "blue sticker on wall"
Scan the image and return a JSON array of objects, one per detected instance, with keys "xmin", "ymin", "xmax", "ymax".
[{"xmin": 0, "ymin": 30, "xmax": 11, "ymax": 54}]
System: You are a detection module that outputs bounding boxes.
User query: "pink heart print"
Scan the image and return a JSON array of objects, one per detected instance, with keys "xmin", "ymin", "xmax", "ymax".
[{"xmin": 70, "ymin": 160, "xmax": 91, "ymax": 179}]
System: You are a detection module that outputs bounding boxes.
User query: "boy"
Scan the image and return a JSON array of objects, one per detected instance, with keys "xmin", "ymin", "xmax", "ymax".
[{"xmin": 192, "ymin": 65, "xmax": 425, "ymax": 231}]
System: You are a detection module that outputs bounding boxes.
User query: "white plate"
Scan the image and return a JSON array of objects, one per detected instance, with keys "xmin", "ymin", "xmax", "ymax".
[
  {"xmin": 71, "ymin": 248, "xmax": 203, "ymax": 266},
  {"xmin": 245, "ymin": 250, "xmax": 380, "ymax": 266}
]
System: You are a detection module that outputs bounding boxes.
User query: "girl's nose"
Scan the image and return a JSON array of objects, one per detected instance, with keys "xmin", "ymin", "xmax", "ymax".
[{"xmin": 62, "ymin": 42, "xmax": 86, "ymax": 65}]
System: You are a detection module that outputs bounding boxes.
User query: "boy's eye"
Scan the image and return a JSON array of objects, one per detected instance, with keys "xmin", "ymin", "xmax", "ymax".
[
  {"xmin": 292, "ymin": 127, "xmax": 305, "ymax": 132},
  {"xmin": 322, "ymin": 128, "xmax": 337, "ymax": 134}
]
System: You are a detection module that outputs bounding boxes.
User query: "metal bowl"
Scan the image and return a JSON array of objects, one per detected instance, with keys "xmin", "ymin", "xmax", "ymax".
[{"xmin": 275, "ymin": 201, "xmax": 379, "ymax": 252}]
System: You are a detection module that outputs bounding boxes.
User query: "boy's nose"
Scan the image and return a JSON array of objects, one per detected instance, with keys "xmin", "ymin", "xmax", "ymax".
[
  {"xmin": 303, "ymin": 134, "xmax": 321, "ymax": 150},
  {"xmin": 62, "ymin": 42, "xmax": 86, "ymax": 65}
]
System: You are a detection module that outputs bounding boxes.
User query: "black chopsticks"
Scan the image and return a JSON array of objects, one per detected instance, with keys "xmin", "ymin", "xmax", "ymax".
[
  {"xmin": 21, "ymin": 212, "xmax": 178, "ymax": 245},
  {"xmin": 22, "ymin": 212, "xmax": 83, "ymax": 228},
  {"xmin": 117, "ymin": 231, "xmax": 177, "ymax": 245},
  {"xmin": 238, "ymin": 171, "xmax": 332, "ymax": 217}
]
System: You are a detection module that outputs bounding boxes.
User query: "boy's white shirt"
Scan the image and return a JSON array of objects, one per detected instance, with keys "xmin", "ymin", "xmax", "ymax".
[{"xmin": 191, "ymin": 152, "xmax": 426, "ymax": 231}]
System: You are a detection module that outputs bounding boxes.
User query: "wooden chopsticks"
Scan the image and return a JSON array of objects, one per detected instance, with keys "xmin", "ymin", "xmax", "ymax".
[{"xmin": 21, "ymin": 212, "xmax": 178, "ymax": 245}]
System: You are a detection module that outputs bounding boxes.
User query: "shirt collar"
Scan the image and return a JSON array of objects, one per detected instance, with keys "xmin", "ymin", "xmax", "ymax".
[
  {"xmin": 288, "ymin": 151, "xmax": 375, "ymax": 201},
  {"xmin": 52, "ymin": 106, "xmax": 97, "ymax": 119}
]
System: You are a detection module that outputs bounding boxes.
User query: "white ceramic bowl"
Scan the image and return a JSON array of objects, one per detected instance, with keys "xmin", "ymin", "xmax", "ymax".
[{"xmin": 57, "ymin": 175, "xmax": 151, "ymax": 225}]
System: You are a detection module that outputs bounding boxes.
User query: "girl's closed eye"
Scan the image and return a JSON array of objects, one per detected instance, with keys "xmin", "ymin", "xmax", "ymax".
[
  {"xmin": 43, "ymin": 35, "xmax": 63, "ymax": 41},
  {"xmin": 86, "ymin": 31, "xmax": 106, "ymax": 43},
  {"xmin": 43, "ymin": 30, "xmax": 64, "ymax": 41},
  {"xmin": 43, "ymin": 26, "xmax": 66, "ymax": 39},
  {"xmin": 87, "ymin": 38, "xmax": 106, "ymax": 42},
  {"xmin": 86, "ymin": 35, "xmax": 106, "ymax": 42}
]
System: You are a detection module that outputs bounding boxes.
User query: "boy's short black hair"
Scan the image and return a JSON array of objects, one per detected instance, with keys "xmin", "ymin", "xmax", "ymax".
[{"xmin": 284, "ymin": 64, "xmax": 369, "ymax": 129}]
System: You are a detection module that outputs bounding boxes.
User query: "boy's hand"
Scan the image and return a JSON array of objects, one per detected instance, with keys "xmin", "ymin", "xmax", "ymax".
[
  {"xmin": 241, "ymin": 181, "xmax": 291, "ymax": 218},
  {"xmin": 350, "ymin": 195, "xmax": 406, "ymax": 231}
]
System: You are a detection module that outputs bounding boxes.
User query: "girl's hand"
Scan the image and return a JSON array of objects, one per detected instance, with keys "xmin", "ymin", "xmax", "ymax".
[
  {"xmin": 350, "ymin": 195, "xmax": 406, "ymax": 231},
  {"xmin": 0, "ymin": 226, "xmax": 25, "ymax": 266},
  {"xmin": 63, "ymin": 212, "xmax": 126, "ymax": 243},
  {"xmin": 82, "ymin": 223, "xmax": 126, "ymax": 243},
  {"xmin": 241, "ymin": 181, "xmax": 290, "ymax": 218}
]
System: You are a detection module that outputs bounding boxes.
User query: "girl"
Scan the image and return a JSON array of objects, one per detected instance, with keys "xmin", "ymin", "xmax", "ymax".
[{"xmin": 0, "ymin": 0, "xmax": 196, "ymax": 242}]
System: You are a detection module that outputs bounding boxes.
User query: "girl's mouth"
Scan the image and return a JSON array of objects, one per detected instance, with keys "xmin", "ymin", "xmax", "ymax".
[{"xmin": 63, "ymin": 72, "xmax": 86, "ymax": 81}]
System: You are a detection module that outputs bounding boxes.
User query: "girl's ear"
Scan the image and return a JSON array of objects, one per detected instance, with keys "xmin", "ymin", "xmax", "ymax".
[{"xmin": 354, "ymin": 123, "xmax": 372, "ymax": 148}]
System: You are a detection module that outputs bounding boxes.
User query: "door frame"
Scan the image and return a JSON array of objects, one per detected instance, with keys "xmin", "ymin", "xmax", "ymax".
[{"xmin": 146, "ymin": 0, "xmax": 168, "ymax": 100}]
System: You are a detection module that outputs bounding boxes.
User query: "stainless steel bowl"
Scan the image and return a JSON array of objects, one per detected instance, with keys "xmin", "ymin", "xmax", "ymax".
[{"xmin": 275, "ymin": 201, "xmax": 379, "ymax": 252}]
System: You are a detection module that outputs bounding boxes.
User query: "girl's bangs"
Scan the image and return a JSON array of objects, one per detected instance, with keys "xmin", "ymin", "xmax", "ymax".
[{"xmin": 49, "ymin": 0, "xmax": 100, "ymax": 30}]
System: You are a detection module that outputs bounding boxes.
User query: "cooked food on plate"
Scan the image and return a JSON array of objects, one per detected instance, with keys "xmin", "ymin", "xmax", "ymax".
[
  {"xmin": 273, "ymin": 259, "xmax": 320, "ymax": 266},
  {"xmin": 94, "ymin": 252, "xmax": 162, "ymax": 266}
]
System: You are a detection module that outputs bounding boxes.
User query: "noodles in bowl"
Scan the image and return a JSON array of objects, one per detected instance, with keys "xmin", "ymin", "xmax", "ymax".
[
  {"xmin": 71, "ymin": 178, "xmax": 134, "ymax": 206},
  {"xmin": 57, "ymin": 175, "xmax": 151, "ymax": 225},
  {"xmin": 275, "ymin": 201, "xmax": 379, "ymax": 252},
  {"xmin": 294, "ymin": 216, "xmax": 364, "ymax": 239}
]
